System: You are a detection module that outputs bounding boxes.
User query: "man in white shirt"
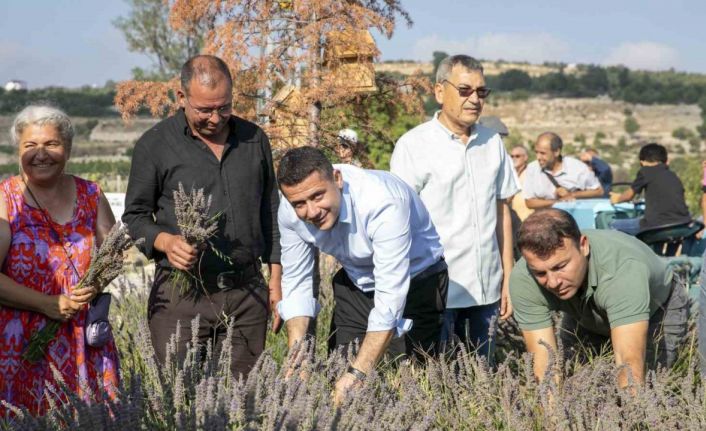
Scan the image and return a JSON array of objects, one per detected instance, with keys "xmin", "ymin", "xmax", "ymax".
[
  {"xmin": 523, "ymin": 132, "xmax": 603, "ymax": 209},
  {"xmin": 390, "ymin": 54, "xmax": 519, "ymax": 361},
  {"xmin": 276, "ymin": 147, "xmax": 448, "ymax": 404},
  {"xmin": 510, "ymin": 145, "xmax": 533, "ymax": 221}
]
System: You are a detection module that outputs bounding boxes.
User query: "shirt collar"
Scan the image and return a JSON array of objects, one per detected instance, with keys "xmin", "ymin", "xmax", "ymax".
[
  {"xmin": 432, "ymin": 111, "xmax": 478, "ymax": 143},
  {"xmin": 542, "ymin": 157, "xmax": 566, "ymax": 176},
  {"xmin": 177, "ymin": 108, "xmax": 237, "ymax": 139},
  {"xmin": 582, "ymin": 246, "xmax": 598, "ymax": 302},
  {"xmin": 337, "ymin": 180, "xmax": 353, "ymax": 224}
]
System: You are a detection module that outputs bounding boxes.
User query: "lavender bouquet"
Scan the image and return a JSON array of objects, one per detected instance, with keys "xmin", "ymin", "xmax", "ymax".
[
  {"xmin": 23, "ymin": 223, "xmax": 142, "ymax": 363},
  {"xmin": 171, "ymin": 183, "xmax": 228, "ymax": 294}
]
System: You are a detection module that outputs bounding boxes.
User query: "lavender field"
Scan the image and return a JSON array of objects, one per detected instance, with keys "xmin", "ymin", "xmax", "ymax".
[{"xmin": 4, "ymin": 266, "xmax": 706, "ymax": 430}]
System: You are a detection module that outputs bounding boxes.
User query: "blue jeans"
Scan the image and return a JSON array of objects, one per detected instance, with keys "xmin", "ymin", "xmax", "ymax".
[
  {"xmin": 440, "ymin": 301, "xmax": 500, "ymax": 362},
  {"xmin": 610, "ymin": 217, "xmax": 642, "ymax": 236}
]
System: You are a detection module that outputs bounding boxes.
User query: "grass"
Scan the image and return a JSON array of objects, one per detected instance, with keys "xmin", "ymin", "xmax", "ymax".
[{"xmin": 3, "ymin": 263, "xmax": 706, "ymax": 430}]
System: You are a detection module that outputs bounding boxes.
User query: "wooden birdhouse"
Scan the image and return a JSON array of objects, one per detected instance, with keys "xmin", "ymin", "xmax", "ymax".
[
  {"xmin": 324, "ymin": 29, "xmax": 378, "ymax": 93},
  {"xmin": 268, "ymin": 84, "xmax": 310, "ymax": 149}
]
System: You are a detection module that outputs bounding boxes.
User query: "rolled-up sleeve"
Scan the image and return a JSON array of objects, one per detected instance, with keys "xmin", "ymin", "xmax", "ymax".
[
  {"xmin": 122, "ymin": 137, "xmax": 163, "ymax": 259},
  {"xmin": 276, "ymin": 204, "xmax": 320, "ymax": 321},
  {"xmin": 366, "ymin": 199, "xmax": 414, "ymax": 337}
]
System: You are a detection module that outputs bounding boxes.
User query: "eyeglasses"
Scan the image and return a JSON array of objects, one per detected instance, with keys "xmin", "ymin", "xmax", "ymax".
[
  {"xmin": 510, "ymin": 154, "xmax": 524, "ymax": 159},
  {"xmin": 442, "ymin": 80, "xmax": 491, "ymax": 99},
  {"xmin": 442, "ymin": 80, "xmax": 492, "ymax": 99},
  {"xmin": 186, "ymin": 98, "xmax": 232, "ymax": 119}
]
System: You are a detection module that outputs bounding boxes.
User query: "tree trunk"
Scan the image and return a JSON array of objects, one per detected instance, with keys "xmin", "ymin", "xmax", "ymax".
[{"xmin": 306, "ymin": 12, "xmax": 322, "ymax": 147}]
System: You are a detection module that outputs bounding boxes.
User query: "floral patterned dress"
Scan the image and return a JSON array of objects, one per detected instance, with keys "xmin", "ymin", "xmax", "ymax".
[{"xmin": 0, "ymin": 175, "xmax": 119, "ymax": 416}]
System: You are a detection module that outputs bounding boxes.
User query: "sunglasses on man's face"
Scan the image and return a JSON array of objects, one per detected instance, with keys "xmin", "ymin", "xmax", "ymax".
[{"xmin": 442, "ymin": 80, "xmax": 491, "ymax": 99}]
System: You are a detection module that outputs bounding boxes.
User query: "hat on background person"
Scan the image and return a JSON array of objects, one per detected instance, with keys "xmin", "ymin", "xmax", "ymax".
[
  {"xmin": 478, "ymin": 116, "xmax": 509, "ymax": 137},
  {"xmin": 338, "ymin": 128, "xmax": 359, "ymax": 147}
]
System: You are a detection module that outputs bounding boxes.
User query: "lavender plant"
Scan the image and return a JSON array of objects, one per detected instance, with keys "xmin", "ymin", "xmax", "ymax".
[
  {"xmin": 22, "ymin": 223, "xmax": 142, "ymax": 363},
  {"xmin": 6, "ymin": 262, "xmax": 706, "ymax": 430}
]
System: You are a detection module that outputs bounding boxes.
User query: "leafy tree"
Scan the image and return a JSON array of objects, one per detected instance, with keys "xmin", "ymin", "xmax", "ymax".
[
  {"xmin": 113, "ymin": 0, "xmax": 205, "ymax": 80},
  {"xmin": 0, "ymin": 86, "xmax": 116, "ymax": 116},
  {"xmin": 115, "ymin": 0, "xmax": 426, "ymax": 151},
  {"xmin": 579, "ymin": 65, "xmax": 609, "ymax": 95},
  {"xmin": 495, "ymin": 69, "xmax": 532, "ymax": 91},
  {"xmin": 431, "ymin": 51, "xmax": 449, "ymax": 80},
  {"xmin": 624, "ymin": 116, "xmax": 640, "ymax": 135},
  {"xmin": 672, "ymin": 127, "xmax": 695, "ymax": 141}
]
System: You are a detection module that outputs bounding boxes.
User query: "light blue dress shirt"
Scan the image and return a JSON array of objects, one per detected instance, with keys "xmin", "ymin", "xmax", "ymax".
[{"xmin": 277, "ymin": 164, "xmax": 444, "ymax": 336}]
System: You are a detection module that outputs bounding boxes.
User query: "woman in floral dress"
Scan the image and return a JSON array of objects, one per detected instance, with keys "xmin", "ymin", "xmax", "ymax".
[{"xmin": 0, "ymin": 105, "xmax": 120, "ymax": 416}]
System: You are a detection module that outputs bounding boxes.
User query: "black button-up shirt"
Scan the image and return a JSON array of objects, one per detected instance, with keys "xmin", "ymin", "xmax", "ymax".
[{"xmin": 123, "ymin": 109, "xmax": 281, "ymax": 275}]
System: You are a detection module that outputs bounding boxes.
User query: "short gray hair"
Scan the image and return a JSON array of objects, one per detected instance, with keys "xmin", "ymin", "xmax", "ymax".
[
  {"xmin": 436, "ymin": 55, "xmax": 484, "ymax": 83},
  {"xmin": 10, "ymin": 105, "xmax": 74, "ymax": 150}
]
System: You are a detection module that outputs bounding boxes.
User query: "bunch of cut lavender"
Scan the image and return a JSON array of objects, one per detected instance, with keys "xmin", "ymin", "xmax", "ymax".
[
  {"xmin": 171, "ymin": 182, "xmax": 223, "ymax": 293},
  {"xmin": 23, "ymin": 223, "xmax": 142, "ymax": 363}
]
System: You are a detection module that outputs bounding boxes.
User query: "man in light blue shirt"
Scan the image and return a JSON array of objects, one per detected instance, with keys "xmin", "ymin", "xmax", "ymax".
[{"xmin": 276, "ymin": 147, "xmax": 448, "ymax": 404}]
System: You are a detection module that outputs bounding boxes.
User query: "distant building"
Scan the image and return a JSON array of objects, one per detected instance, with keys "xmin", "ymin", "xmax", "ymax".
[{"xmin": 4, "ymin": 80, "xmax": 28, "ymax": 91}]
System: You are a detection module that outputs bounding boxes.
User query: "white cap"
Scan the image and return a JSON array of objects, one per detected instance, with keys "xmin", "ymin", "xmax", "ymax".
[{"xmin": 338, "ymin": 128, "xmax": 358, "ymax": 144}]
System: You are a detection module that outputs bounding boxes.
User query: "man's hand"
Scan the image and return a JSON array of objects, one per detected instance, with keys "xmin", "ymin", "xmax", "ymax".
[
  {"xmin": 154, "ymin": 233, "xmax": 198, "ymax": 270},
  {"xmin": 268, "ymin": 264, "xmax": 283, "ymax": 333},
  {"xmin": 333, "ymin": 372, "xmax": 363, "ymax": 406},
  {"xmin": 555, "ymin": 187, "xmax": 571, "ymax": 199},
  {"xmin": 499, "ymin": 281, "xmax": 513, "ymax": 320},
  {"xmin": 609, "ymin": 192, "xmax": 621, "ymax": 204},
  {"xmin": 43, "ymin": 294, "xmax": 83, "ymax": 321},
  {"xmin": 71, "ymin": 285, "xmax": 99, "ymax": 304}
]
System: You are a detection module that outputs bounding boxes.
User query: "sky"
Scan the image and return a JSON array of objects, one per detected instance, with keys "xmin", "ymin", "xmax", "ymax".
[{"xmin": 2, "ymin": 0, "xmax": 705, "ymax": 88}]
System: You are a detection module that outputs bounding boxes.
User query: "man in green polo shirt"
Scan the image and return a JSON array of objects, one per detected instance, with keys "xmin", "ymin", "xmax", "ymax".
[{"xmin": 510, "ymin": 208, "xmax": 688, "ymax": 386}]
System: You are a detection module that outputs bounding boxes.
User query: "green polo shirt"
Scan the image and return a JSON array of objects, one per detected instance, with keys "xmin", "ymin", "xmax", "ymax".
[{"xmin": 510, "ymin": 230, "xmax": 673, "ymax": 337}]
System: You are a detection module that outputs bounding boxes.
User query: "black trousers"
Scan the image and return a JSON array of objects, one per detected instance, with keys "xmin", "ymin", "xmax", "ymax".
[
  {"xmin": 328, "ymin": 265, "xmax": 448, "ymax": 359},
  {"xmin": 147, "ymin": 266, "xmax": 269, "ymax": 378},
  {"xmin": 559, "ymin": 276, "xmax": 689, "ymax": 370}
]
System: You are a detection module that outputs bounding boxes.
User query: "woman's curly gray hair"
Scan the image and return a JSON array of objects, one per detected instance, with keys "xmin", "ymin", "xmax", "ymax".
[{"xmin": 10, "ymin": 104, "xmax": 74, "ymax": 151}]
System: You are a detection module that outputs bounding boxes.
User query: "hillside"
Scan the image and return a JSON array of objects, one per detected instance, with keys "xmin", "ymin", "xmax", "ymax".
[
  {"xmin": 375, "ymin": 60, "xmax": 562, "ymax": 77},
  {"xmin": 483, "ymin": 96, "xmax": 701, "ymax": 158}
]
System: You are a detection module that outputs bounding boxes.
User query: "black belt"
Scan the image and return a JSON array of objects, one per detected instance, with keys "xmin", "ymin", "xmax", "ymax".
[
  {"xmin": 412, "ymin": 257, "xmax": 447, "ymax": 281},
  {"xmin": 203, "ymin": 262, "xmax": 261, "ymax": 292}
]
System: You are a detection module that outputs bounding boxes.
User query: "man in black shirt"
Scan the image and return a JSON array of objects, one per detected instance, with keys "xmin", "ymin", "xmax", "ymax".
[
  {"xmin": 610, "ymin": 143, "xmax": 690, "ymax": 235},
  {"xmin": 123, "ymin": 55, "xmax": 281, "ymax": 377}
]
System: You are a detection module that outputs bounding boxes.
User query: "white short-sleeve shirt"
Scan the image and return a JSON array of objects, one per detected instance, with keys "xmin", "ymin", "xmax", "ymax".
[
  {"xmin": 390, "ymin": 114, "xmax": 520, "ymax": 308},
  {"xmin": 522, "ymin": 157, "xmax": 601, "ymax": 200}
]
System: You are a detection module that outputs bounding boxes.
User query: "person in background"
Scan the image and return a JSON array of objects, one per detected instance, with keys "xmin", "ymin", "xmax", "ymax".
[
  {"xmin": 522, "ymin": 132, "xmax": 604, "ymax": 209},
  {"xmin": 391, "ymin": 54, "xmax": 519, "ymax": 362},
  {"xmin": 336, "ymin": 128, "xmax": 373, "ymax": 168},
  {"xmin": 579, "ymin": 148, "xmax": 613, "ymax": 197},
  {"xmin": 510, "ymin": 145, "xmax": 532, "ymax": 221},
  {"xmin": 610, "ymin": 143, "xmax": 690, "ymax": 236},
  {"xmin": 511, "ymin": 209, "xmax": 688, "ymax": 387},
  {"xmin": 276, "ymin": 147, "xmax": 448, "ymax": 405},
  {"xmin": 0, "ymin": 105, "xmax": 120, "ymax": 415}
]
